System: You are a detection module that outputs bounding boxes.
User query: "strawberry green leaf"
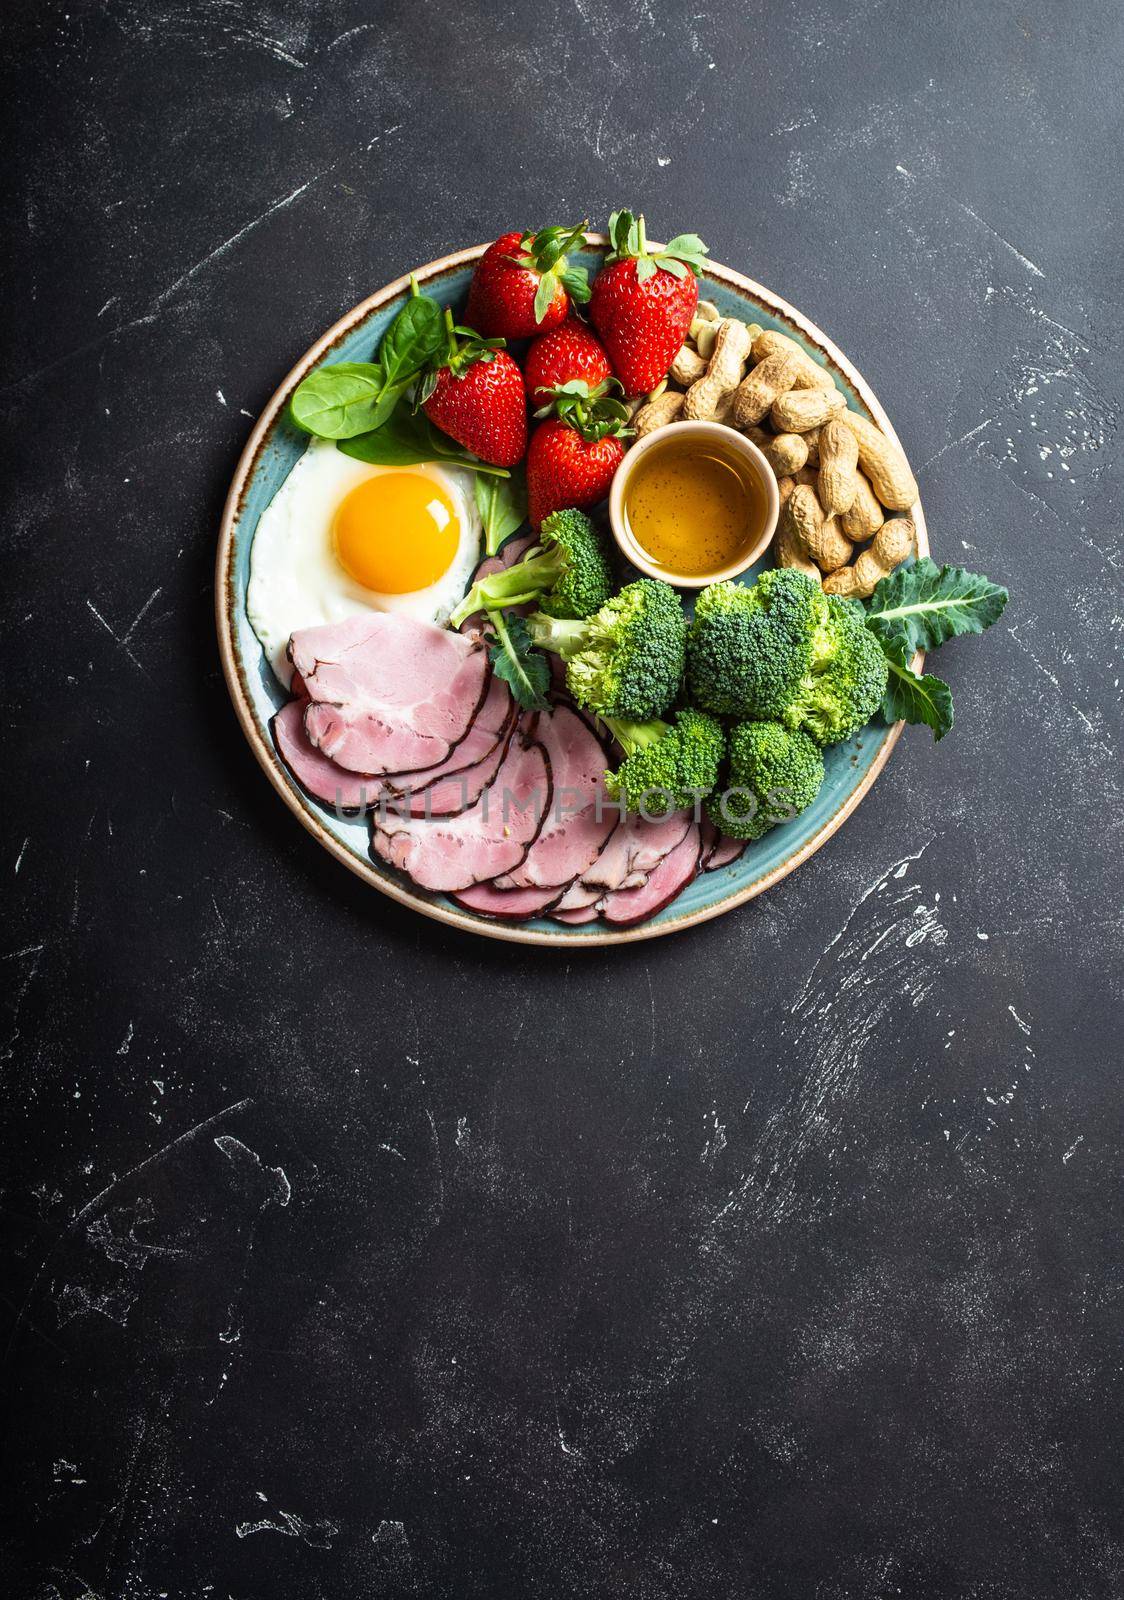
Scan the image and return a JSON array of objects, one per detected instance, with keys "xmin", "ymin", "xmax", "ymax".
[
  {"xmin": 533, "ymin": 271, "xmax": 556, "ymax": 325},
  {"xmin": 866, "ymin": 558, "xmax": 1010, "ymax": 653},
  {"xmin": 880, "ymin": 637, "xmax": 954, "ymax": 740},
  {"xmin": 635, "ymin": 256, "xmax": 657, "ymax": 283},
  {"xmin": 659, "ymin": 258, "xmax": 689, "ymax": 280},
  {"xmin": 607, "ymin": 208, "xmax": 642, "ymax": 259},
  {"xmin": 535, "ymin": 378, "xmax": 633, "ymax": 441},
  {"xmin": 662, "ymin": 232, "xmax": 707, "ymax": 258},
  {"xmin": 559, "ymin": 266, "xmax": 590, "ymax": 302}
]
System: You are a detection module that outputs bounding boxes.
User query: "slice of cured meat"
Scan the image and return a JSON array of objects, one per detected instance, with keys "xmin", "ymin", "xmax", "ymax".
[
  {"xmin": 493, "ymin": 706, "xmax": 617, "ymax": 890},
  {"xmin": 370, "ymin": 729, "xmax": 551, "ymax": 893},
  {"xmin": 580, "ymin": 809, "xmax": 694, "ymax": 894},
  {"xmin": 292, "ymin": 612, "xmax": 488, "ymax": 775},
  {"xmin": 600, "ymin": 823, "xmax": 701, "ymax": 927},
  {"xmin": 273, "ymin": 697, "xmax": 382, "ymax": 813},
  {"xmin": 452, "ymin": 881, "xmax": 564, "ymax": 920}
]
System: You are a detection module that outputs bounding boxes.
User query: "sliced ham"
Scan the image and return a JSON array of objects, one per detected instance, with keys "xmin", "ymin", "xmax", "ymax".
[
  {"xmin": 551, "ymin": 905, "xmax": 600, "ymax": 925},
  {"xmin": 581, "ymin": 809, "xmax": 694, "ymax": 894},
  {"xmin": 399, "ymin": 717, "xmax": 514, "ymax": 818},
  {"xmin": 706, "ymin": 833, "xmax": 747, "ymax": 870},
  {"xmin": 388, "ymin": 675, "xmax": 515, "ymax": 817},
  {"xmin": 552, "ymin": 877, "xmax": 603, "ymax": 913},
  {"xmin": 452, "ymin": 881, "xmax": 563, "ymax": 920},
  {"xmin": 696, "ymin": 817, "xmax": 747, "ymax": 871},
  {"xmin": 273, "ymin": 697, "xmax": 383, "ymax": 814},
  {"xmin": 600, "ymin": 823, "xmax": 701, "ymax": 927},
  {"xmin": 492, "ymin": 705, "xmax": 617, "ymax": 890},
  {"xmin": 371, "ymin": 728, "xmax": 551, "ymax": 893},
  {"xmin": 292, "ymin": 613, "xmax": 488, "ymax": 776}
]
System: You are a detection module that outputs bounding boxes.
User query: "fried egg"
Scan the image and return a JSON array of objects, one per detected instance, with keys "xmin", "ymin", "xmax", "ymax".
[{"xmin": 247, "ymin": 437, "xmax": 483, "ymax": 687}]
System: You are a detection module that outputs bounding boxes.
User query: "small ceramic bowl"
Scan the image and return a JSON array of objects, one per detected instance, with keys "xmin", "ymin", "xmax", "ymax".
[{"xmin": 609, "ymin": 419, "xmax": 780, "ymax": 589}]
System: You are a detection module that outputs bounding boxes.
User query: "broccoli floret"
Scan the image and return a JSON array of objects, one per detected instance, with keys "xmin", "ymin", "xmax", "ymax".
[
  {"xmin": 448, "ymin": 507, "xmax": 612, "ymax": 628},
  {"xmin": 708, "ymin": 720, "xmax": 825, "ymax": 841},
  {"xmin": 688, "ymin": 571, "xmax": 888, "ymax": 746},
  {"xmin": 529, "ymin": 578, "xmax": 687, "ymax": 720},
  {"xmin": 602, "ymin": 708, "xmax": 725, "ymax": 815},
  {"xmin": 687, "ymin": 570, "xmax": 831, "ymax": 720},
  {"xmin": 782, "ymin": 598, "xmax": 889, "ymax": 745}
]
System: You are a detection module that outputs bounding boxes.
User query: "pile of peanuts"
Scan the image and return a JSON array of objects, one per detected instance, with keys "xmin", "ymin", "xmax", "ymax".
[{"xmin": 628, "ymin": 302, "xmax": 919, "ymax": 598}]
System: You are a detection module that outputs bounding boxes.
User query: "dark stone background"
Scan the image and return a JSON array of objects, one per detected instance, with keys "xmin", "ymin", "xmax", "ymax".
[{"xmin": 3, "ymin": 2, "xmax": 1122, "ymax": 1596}]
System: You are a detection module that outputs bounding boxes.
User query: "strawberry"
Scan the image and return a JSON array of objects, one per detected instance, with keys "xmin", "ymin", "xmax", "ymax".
[
  {"xmin": 524, "ymin": 319, "xmax": 613, "ymax": 401},
  {"xmin": 422, "ymin": 311, "xmax": 527, "ymax": 467},
  {"xmin": 525, "ymin": 380, "xmax": 632, "ymax": 528},
  {"xmin": 589, "ymin": 210, "xmax": 709, "ymax": 395},
  {"xmin": 466, "ymin": 224, "xmax": 591, "ymax": 341}
]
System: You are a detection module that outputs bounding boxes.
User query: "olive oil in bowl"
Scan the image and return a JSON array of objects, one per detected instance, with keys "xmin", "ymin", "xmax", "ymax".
[{"xmin": 610, "ymin": 422, "xmax": 779, "ymax": 588}]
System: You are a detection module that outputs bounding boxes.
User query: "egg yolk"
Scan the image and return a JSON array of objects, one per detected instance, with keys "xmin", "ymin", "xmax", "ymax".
[{"xmin": 332, "ymin": 472, "xmax": 460, "ymax": 594}]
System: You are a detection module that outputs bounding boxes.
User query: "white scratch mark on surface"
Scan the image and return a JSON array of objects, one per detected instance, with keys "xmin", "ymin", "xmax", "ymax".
[
  {"xmin": 14, "ymin": 838, "xmax": 28, "ymax": 874},
  {"xmin": 1007, "ymin": 1004, "xmax": 1032, "ymax": 1035},
  {"xmin": 791, "ymin": 836, "xmax": 937, "ymax": 1016},
  {"xmin": 117, "ymin": 1022, "xmax": 134, "ymax": 1056},
  {"xmin": 954, "ymin": 199, "xmax": 1045, "ymax": 277},
  {"xmin": 3, "ymin": 941, "xmax": 46, "ymax": 961},
  {"xmin": 123, "ymin": 586, "xmax": 162, "ymax": 644},
  {"xmin": 426, "ymin": 1109, "xmax": 444, "ymax": 1218},
  {"xmin": 1062, "ymin": 1136, "xmax": 1084, "ymax": 1165},
  {"xmin": 85, "ymin": 599, "xmax": 148, "ymax": 675},
  {"xmin": 4, "ymin": 1098, "xmax": 254, "ymax": 1361},
  {"xmin": 644, "ymin": 964, "xmax": 656, "ymax": 1065},
  {"xmin": 1006, "ymin": 622, "xmax": 1114, "ymax": 757},
  {"xmin": 365, "ymin": 122, "xmax": 403, "ymax": 150},
  {"xmin": 153, "ymin": 175, "xmax": 322, "ymax": 308},
  {"xmin": 918, "ymin": 418, "xmax": 993, "ymax": 475},
  {"xmin": 235, "ymin": 1509, "xmax": 337, "ymax": 1547},
  {"xmin": 214, "ymin": 1135, "xmax": 291, "ymax": 1208},
  {"xmin": 326, "ymin": 23, "xmax": 376, "ymax": 52},
  {"xmin": 711, "ymin": 841, "xmax": 946, "ymax": 1233}
]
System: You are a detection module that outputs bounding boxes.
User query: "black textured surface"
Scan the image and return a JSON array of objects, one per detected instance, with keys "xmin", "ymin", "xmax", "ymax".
[{"xmin": 3, "ymin": 3, "xmax": 1123, "ymax": 1596}]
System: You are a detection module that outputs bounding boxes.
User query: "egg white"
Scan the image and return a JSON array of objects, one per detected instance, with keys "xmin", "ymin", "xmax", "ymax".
[{"xmin": 247, "ymin": 437, "xmax": 483, "ymax": 688}]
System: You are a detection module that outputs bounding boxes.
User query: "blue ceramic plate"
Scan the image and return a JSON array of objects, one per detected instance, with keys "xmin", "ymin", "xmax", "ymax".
[{"xmin": 216, "ymin": 239, "xmax": 927, "ymax": 945}]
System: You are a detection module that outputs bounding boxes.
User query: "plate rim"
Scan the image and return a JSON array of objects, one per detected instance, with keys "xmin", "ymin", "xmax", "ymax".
[{"xmin": 215, "ymin": 235, "xmax": 929, "ymax": 947}]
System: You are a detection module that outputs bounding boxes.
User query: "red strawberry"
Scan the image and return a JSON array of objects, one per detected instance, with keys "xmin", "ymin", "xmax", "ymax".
[
  {"xmin": 525, "ymin": 319, "xmax": 613, "ymax": 401},
  {"xmin": 422, "ymin": 313, "xmax": 527, "ymax": 467},
  {"xmin": 589, "ymin": 210, "xmax": 709, "ymax": 394},
  {"xmin": 466, "ymin": 224, "xmax": 591, "ymax": 341},
  {"xmin": 525, "ymin": 380, "xmax": 631, "ymax": 528}
]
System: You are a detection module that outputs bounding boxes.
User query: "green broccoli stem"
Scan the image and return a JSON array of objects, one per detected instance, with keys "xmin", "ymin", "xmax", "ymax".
[
  {"xmin": 600, "ymin": 715, "xmax": 671, "ymax": 758},
  {"xmin": 526, "ymin": 611, "xmax": 592, "ymax": 659},
  {"xmin": 448, "ymin": 545, "xmax": 562, "ymax": 629}
]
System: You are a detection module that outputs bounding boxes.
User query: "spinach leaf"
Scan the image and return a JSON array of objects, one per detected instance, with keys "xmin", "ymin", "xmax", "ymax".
[
  {"xmin": 475, "ymin": 469, "xmax": 528, "ymax": 556},
  {"xmin": 290, "ymin": 286, "xmax": 449, "ymax": 439},
  {"xmin": 485, "ymin": 612, "xmax": 550, "ymax": 711},
  {"xmin": 866, "ymin": 558, "xmax": 1009, "ymax": 653},
  {"xmin": 367, "ymin": 292, "xmax": 449, "ymax": 428},
  {"xmin": 880, "ymin": 636, "xmax": 954, "ymax": 741},
  {"xmin": 379, "ymin": 292, "xmax": 446, "ymax": 386},
  {"xmin": 289, "ymin": 362, "xmax": 385, "ymax": 439},
  {"xmin": 338, "ymin": 408, "xmax": 510, "ymax": 477}
]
